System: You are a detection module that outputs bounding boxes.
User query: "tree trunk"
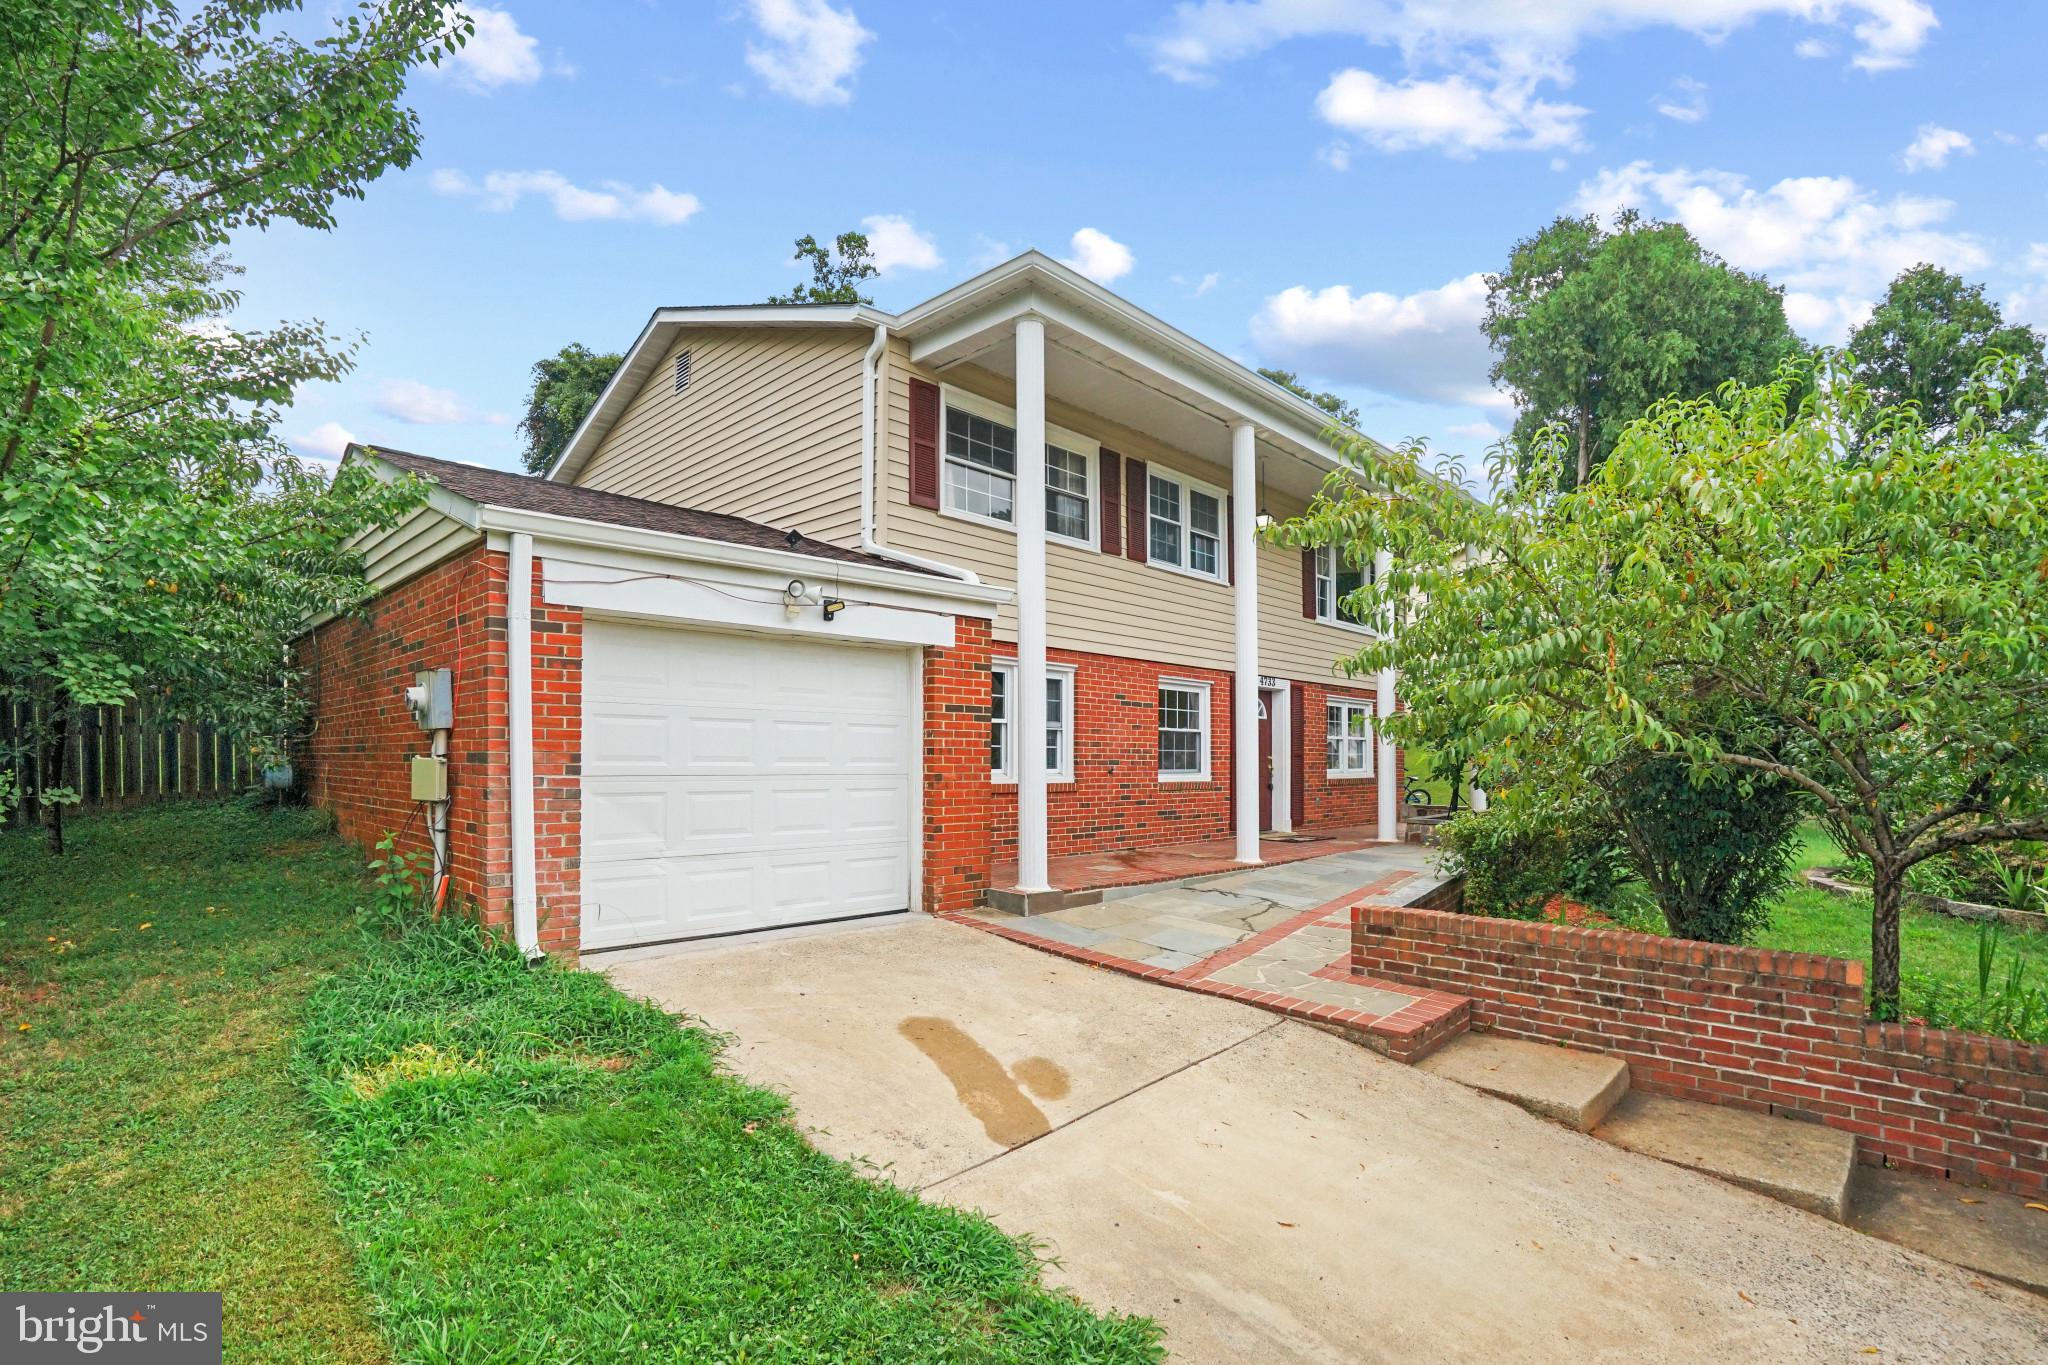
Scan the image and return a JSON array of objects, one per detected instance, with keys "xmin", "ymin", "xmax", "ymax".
[
  {"xmin": 1869, "ymin": 860, "xmax": 1904, "ymax": 1018},
  {"xmin": 42, "ymin": 705, "xmax": 69, "ymax": 855},
  {"xmin": 1575, "ymin": 409, "xmax": 1592, "ymax": 489}
]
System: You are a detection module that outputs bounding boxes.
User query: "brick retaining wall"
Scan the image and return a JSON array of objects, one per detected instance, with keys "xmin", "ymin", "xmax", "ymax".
[{"xmin": 1352, "ymin": 905, "xmax": 2048, "ymax": 1197}]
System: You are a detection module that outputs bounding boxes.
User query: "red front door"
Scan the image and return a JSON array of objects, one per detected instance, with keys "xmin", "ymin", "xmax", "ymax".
[{"xmin": 1257, "ymin": 694, "xmax": 1274, "ymax": 831}]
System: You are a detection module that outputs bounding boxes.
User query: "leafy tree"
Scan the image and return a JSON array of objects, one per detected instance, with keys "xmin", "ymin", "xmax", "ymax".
[
  {"xmin": 1483, "ymin": 211, "xmax": 1801, "ymax": 489},
  {"xmin": 767, "ymin": 231, "xmax": 877, "ymax": 305},
  {"xmin": 0, "ymin": 1, "xmax": 457, "ymax": 842},
  {"xmin": 1257, "ymin": 368, "xmax": 1360, "ymax": 427},
  {"xmin": 1280, "ymin": 353, "xmax": 2048, "ymax": 1016},
  {"xmin": 517, "ymin": 343, "xmax": 623, "ymax": 474},
  {"xmin": 1849, "ymin": 265, "xmax": 2048, "ymax": 442}
]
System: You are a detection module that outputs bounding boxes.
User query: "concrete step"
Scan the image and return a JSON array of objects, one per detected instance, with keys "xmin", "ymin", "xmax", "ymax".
[
  {"xmin": 1595, "ymin": 1091, "xmax": 1859, "ymax": 1223},
  {"xmin": 1416, "ymin": 1032, "xmax": 1631, "ymax": 1131},
  {"xmin": 1850, "ymin": 1167, "xmax": 2048, "ymax": 1296}
]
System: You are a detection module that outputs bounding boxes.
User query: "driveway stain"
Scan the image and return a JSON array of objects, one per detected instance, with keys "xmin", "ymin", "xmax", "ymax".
[{"xmin": 897, "ymin": 1016, "xmax": 1067, "ymax": 1146}]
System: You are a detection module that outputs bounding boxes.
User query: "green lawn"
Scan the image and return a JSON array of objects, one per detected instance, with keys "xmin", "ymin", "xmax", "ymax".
[
  {"xmin": 0, "ymin": 803, "xmax": 1159, "ymax": 1364},
  {"xmin": 0, "ymin": 803, "xmax": 389, "ymax": 1362}
]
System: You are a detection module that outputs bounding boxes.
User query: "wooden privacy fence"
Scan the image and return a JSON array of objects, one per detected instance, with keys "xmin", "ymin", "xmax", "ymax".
[{"xmin": 2, "ymin": 699, "xmax": 253, "ymax": 823}]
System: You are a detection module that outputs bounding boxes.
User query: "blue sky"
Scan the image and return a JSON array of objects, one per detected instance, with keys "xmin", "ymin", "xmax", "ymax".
[{"xmin": 238, "ymin": 1, "xmax": 2048, "ymax": 477}]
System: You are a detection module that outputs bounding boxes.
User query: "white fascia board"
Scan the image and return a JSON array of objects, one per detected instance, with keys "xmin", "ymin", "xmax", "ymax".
[
  {"xmin": 899, "ymin": 254, "xmax": 1392, "ymax": 467},
  {"xmin": 473, "ymin": 503, "xmax": 1007, "ymax": 617},
  {"xmin": 543, "ymin": 304, "xmax": 899, "ymax": 486},
  {"xmin": 541, "ymin": 550, "xmax": 956, "ymax": 649},
  {"xmin": 347, "ymin": 446, "xmax": 485, "ymax": 529}
]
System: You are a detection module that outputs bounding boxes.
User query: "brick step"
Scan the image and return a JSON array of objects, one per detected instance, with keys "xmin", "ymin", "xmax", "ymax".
[
  {"xmin": 1595, "ymin": 1091, "xmax": 1860, "ymax": 1223},
  {"xmin": 1417, "ymin": 1032, "xmax": 1630, "ymax": 1130}
]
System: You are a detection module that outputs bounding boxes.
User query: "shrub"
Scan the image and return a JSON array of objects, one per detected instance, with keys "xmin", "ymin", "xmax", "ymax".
[
  {"xmin": 1602, "ymin": 755, "xmax": 1804, "ymax": 944},
  {"xmin": 1438, "ymin": 804, "xmax": 1589, "ymax": 919}
]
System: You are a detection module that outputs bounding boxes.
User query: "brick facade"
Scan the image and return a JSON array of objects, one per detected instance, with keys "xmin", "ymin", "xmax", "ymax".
[
  {"xmin": 1289, "ymin": 678, "xmax": 1399, "ymax": 832},
  {"xmin": 307, "ymin": 563, "xmax": 1404, "ymax": 945},
  {"xmin": 300, "ymin": 546, "xmax": 582, "ymax": 954},
  {"xmin": 1352, "ymin": 905, "xmax": 2048, "ymax": 1197}
]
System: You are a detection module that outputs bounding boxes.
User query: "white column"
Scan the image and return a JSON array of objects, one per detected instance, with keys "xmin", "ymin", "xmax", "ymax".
[
  {"xmin": 1014, "ymin": 316, "xmax": 1050, "ymax": 892},
  {"xmin": 1470, "ymin": 785, "xmax": 1489, "ymax": 813},
  {"xmin": 1231, "ymin": 420, "xmax": 1261, "ymax": 865},
  {"xmin": 507, "ymin": 531, "xmax": 541, "ymax": 958},
  {"xmin": 1374, "ymin": 547, "xmax": 1398, "ymax": 843}
]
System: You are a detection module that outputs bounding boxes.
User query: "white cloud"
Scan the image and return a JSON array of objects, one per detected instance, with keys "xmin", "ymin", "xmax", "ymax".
[
  {"xmin": 1653, "ymin": 76, "xmax": 1709, "ymax": 123},
  {"xmin": 1316, "ymin": 68, "xmax": 1585, "ymax": 155},
  {"xmin": 1060, "ymin": 228, "xmax": 1135, "ymax": 284},
  {"xmin": 1448, "ymin": 419, "xmax": 1504, "ymax": 442},
  {"xmin": 375, "ymin": 379, "xmax": 508, "ymax": 427},
  {"xmin": 1195, "ymin": 271, "xmax": 1222, "ymax": 296},
  {"xmin": 1899, "ymin": 123, "xmax": 1973, "ymax": 172},
  {"xmin": 2005, "ymin": 243, "xmax": 2048, "ymax": 326},
  {"xmin": 859, "ymin": 214, "xmax": 942, "ymax": 275},
  {"xmin": 294, "ymin": 421, "xmax": 358, "ymax": 460},
  {"xmin": 431, "ymin": 169, "xmax": 702, "ymax": 225},
  {"xmin": 968, "ymin": 235, "xmax": 1015, "ymax": 271},
  {"xmin": 1573, "ymin": 161, "xmax": 1991, "ymax": 342},
  {"xmin": 1793, "ymin": 36, "xmax": 1833, "ymax": 58},
  {"xmin": 1143, "ymin": 1, "xmax": 1937, "ymax": 83},
  {"xmin": 1317, "ymin": 140, "xmax": 1353, "ymax": 171},
  {"xmin": 435, "ymin": 6, "xmax": 545, "ymax": 91},
  {"xmin": 1251, "ymin": 272, "xmax": 1505, "ymax": 410},
  {"xmin": 743, "ymin": 0, "xmax": 873, "ymax": 105}
]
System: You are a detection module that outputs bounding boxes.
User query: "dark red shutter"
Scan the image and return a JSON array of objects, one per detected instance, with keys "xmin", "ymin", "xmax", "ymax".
[
  {"xmin": 1099, "ymin": 450, "xmax": 1123, "ymax": 555},
  {"xmin": 1226, "ymin": 496, "xmax": 1236, "ymax": 583},
  {"xmin": 1301, "ymin": 548, "xmax": 1318, "ymax": 619},
  {"xmin": 909, "ymin": 378, "xmax": 940, "ymax": 510},
  {"xmin": 1124, "ymin": 458, "xmax": 1148, "ymax": 560}
]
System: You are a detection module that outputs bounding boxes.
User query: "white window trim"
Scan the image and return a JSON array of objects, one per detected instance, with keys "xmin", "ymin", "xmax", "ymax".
[
  {"xmin": 1325, "ymin": 697, "xmax": 1376, "ymax": 779},
  {"xmin": 938, "ymin": 385, "xmax": 1100, "ymax": 551},
  {"xmin": 991, "ymin": 660, "xmax": 1078, "ymax": 784},
  {"xmin": 1156, "ymin": 676, "xmax": 1213, "ymax": 783},
  {"xmin": 1145, "ymin": 467, "xmax": 1229, "ymax": 585},
  {"xmin": 1315, "ymin": 544, "xmax": 1379, "ymax": 636}
]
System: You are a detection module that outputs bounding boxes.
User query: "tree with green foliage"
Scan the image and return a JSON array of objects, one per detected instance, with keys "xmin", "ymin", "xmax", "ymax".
[
  {"xmin": 1279, "ymin": 353, "xmax": 2048, "ymax": 1016},
  {"xmin": 1257, "ymin": 368, "xmax": 1360, "ymax": 427},
  {"xmin": 0, "ymin": 1, "xmax": 457, "ymax": 843},
  {"xmin": 1849, "ymin": 264, "xmax": 2048, "ymax": 442},
  {"xmin": 517, "ymin": 343, "xmax": 624, "ymax": 474},
  {"xmin": 1483, "ymin": 210, "xmax": 1802, "ymax": 489},
  {"xmin": 767, "ymin": 231, "xmax": 878, "ymax": 305}
]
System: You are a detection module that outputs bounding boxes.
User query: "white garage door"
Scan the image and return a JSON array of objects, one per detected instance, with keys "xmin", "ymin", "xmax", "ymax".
[{"xmin": 579, "ymin": 620, "xmax": 915, "ymax": 951}]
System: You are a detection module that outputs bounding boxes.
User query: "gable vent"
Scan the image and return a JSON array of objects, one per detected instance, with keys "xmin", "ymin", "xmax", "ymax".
[{"xmin": 673, "ymin": 349, "xmax": 693, "ymax": 394}]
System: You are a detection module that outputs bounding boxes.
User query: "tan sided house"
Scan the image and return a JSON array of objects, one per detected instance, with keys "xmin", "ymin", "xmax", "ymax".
[{"xmin": 301, "ymin": 252, "xmax": 1405, "ymax": 958}]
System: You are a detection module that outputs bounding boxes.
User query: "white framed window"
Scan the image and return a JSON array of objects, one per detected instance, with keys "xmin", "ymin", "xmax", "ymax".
[
  {"xmin": 1146, "ymin": 469, "xmax": 1227, "ymax": 582},
  {"xmin": 1156, "ymin": 679, "xmax": 1212, "ymax": 781},
  {"xmin": 991, "ymin": 661, "xmax": 1077, "ymax": 782},
  {"xmin": 939, "ymin": 387, "xmax": 1097, "ymax": 549},
  {"xmin": 1315, "ymin": 544, "xmax": 1376, "ymax": 631},
  {"xmin": 1326, "ymin": 699, "xmax": 1374, "ymax": 777}
]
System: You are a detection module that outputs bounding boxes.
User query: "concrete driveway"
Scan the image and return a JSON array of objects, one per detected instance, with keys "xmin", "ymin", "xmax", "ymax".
[{"xmin": 604, "ymin": 915, "xmax": 2048, "ymax": 1364}]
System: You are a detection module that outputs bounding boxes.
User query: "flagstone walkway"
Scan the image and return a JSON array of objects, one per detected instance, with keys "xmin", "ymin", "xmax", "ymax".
[{"xmin": 957, "ymin": 845, "xmax": 1472, "ymax": 1060}]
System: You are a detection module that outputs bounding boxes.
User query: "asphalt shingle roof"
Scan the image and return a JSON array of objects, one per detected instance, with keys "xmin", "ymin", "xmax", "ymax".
[{"xmin": 359, "ymin": 444, "xmax": 931, "ymax": 576}]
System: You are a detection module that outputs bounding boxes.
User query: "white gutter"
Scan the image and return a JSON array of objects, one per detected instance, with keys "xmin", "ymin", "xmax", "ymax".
[
  {"xmin": 507, "ymin": 530, "xmax": 542, "ymax": 962},
  {"xmin": 857, "ymin": 323, "xmax": 981, "ymax": 583}
]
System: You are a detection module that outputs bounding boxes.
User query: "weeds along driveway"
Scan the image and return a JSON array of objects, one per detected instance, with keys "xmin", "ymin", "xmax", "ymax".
[{"xmin": 606, "ymin": 916, "xmax": 2048, "ymax": 1365}]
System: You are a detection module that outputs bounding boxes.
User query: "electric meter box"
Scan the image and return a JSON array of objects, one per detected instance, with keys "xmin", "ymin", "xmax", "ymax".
[
  {"xmin": 404, "ymin": 668, "xmax": 454, "ymax": 729},
  {"xmin": 410, "ymin": 755, "xmax": 449, "ymax": 802}
]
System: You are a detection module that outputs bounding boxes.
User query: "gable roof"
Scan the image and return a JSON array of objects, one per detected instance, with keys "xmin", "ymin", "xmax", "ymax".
[
  {"xmin": 542, "ymin": 251, "xmax": 1392, "ymax": 487},
  {"xmin": 353, "ymin": 444, "xmax": 938, "ymax": 576}
]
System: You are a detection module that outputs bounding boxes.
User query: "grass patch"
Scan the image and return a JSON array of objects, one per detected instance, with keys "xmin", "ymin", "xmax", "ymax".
[
  {"xmin": 0, "ymin": 802, "xmax": 389, "ymax": 1363},
  {"xmin": 296, "ymin": 919, "xmax": 1162, "ymax": 1364}
]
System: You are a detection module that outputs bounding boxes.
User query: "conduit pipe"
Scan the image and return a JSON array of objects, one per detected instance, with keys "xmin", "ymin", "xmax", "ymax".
[{"xmin": 858, "ymin": 323, "xmax": 981, "ymax": 582}]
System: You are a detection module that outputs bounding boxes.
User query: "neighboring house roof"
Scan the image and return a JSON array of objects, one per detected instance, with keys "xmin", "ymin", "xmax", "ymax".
[
  {"xmin": 543, "ymin": 250, "xmax": 1393, "ymax": 487},
  {"xmin": 355, "ymin": 444, "xmax": 940, "ymax": 576}
]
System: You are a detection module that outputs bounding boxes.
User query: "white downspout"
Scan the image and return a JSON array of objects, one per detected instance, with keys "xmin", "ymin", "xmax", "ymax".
[
  {"xmin": 1375, "ymin": 547, "xmax": 1398, "ymax": 844},
  {"xmin": 859, "ymin": 323, "xmax": 981, "ymax": 583},
  {"xmin": 507, "ymin": 530, "xmax": 542, "ymax": 961}
]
